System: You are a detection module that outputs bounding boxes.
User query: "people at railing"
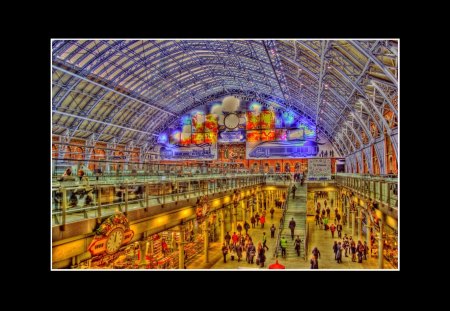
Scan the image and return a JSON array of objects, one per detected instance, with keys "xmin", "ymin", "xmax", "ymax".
[
  {"xmin": 69, "ymin": 192, "xmax": 78, "ymax": 208},
  {"xmin": 77, "ymin": 166, "xmax": 85, "ymax": 181},
  {"xmin": 58, "ymin": 167, "xmax": 75, "ymax": 181}
]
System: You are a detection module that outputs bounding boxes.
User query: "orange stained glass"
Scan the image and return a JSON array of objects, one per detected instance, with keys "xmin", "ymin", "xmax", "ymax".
[
  {"xmin": 260, "ymin": 111, "xmax": 275, "ymax": 129},
  {"xmin": 246, "ymin": 112, "xmax": 260, "ymax": 130},
  {"xmin": 205, "ymin": 114, "xmax": 218, "ymax": 132},
  {"xmin": 260, "ymin": 130, "xmax": 275, "ymax": 141},
  {"xmin": 246, "ymin": 130, "xmax": 261, "ymax": 142}
]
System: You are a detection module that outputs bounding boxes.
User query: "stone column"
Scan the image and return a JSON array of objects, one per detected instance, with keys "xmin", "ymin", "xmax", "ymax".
[
  {"xmin": 139, "ymin": 241, "xmax": 148, "ymax": 269},
  {"xmin": 241, "ymin": 200, "xmax": 246, "ymax": 222},
  {"xmin": 346, "ymin": 206, "xmax": 350, "ymax": 230},
  {"xmin": 178, "ymin": 225, "xmax": 185, "ymax": 269},
  {"xmin": 232, "ymin": 204, "xmax": 238, "ymax": 232},
  {"xmin": 203, "ymin": 220, "xmax": 209, "ymax": 263},
  {"xmin": 366, "ymin": 216, "xmax": 372, "ymax": 258},
  {"xmin": 220, "ymin": 209, "xmax": 225, "ymax": 243},
  {"xmin": 358, "ymin": 208, "xmax": 362, "ymax": 242},
  {"xmin": 378, "ymin": 214, "xmax": 385, "ymax": 269},
  {"xmin": 351, "ymin": 210, "xmax": 356, "ymax": 237}
]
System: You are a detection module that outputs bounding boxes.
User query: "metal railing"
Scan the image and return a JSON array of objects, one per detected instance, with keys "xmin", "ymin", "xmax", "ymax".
[
  {"xmin": 52, "ymin": 174, "xmax": 266, "ymax": 227},
  {"xmin": 335, "ymin": 173, "xmax": 398, "ymax": 209},
  {"xmin": 304, "ymin": 221, "xmax": 309, "ymax": 260}
]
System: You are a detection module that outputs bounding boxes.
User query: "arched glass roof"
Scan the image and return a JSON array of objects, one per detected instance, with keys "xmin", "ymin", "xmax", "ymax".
[{"xmin": 52, "ymin": 39, "xmax": 398, "ymax": 156}]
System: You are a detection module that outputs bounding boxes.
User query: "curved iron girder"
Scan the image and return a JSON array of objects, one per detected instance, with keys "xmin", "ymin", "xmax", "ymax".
[
  {"xmin": 340, "ymin": 126, "xmax": 358, "ymax": 151},
  {"xmin": 364, "ymin": 92, "xmax": 392, "ymax": 135},
  {"xmin": 52, "ymin": 75, "xmax": 82, "ymax": 109},
  {"xmin": 350, "ymin": 41, "xmax": 398, "ymax": 88},
  {"xmin": 340, "ymin": 131, "xmax": 356, "ymax": 154},
  {"xmin": 276, "ymin": 52, "xmax": 373, "ymax": 142},
  {"xmin": 64, "ymin": 40, "xmax": 182, "ymax": 113},
  {"xmin": 371, "ymin": 81, "xmax": 398, "ymax": 118},
  {"xmin": 336, "ymin": 135, "xmax": 351, "ymax": 155},
  {"xmin": 52, "ymin": 65, "xmax": 177, "ymax": 117},
  {"xmin": 329, "ymin": 135, "xmax": 347, "ymax": 156},
  {"xmin": 281, "ymin": 68, "xmax": 370, "ymax": 144},
  {"xmin": 328, "ymin": 88, "xmax": 372, "ymax": 142}
]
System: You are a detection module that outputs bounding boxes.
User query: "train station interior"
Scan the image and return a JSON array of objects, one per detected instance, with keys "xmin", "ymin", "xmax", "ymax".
[{"xmin": 51, "ymin": 39, "xmax": 399, "ymax": 270}]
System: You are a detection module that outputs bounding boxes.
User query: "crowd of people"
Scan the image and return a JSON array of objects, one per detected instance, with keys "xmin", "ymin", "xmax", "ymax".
[{"xmin": 222, "ymin": 223, "xmax": 274, "ymax": 268}]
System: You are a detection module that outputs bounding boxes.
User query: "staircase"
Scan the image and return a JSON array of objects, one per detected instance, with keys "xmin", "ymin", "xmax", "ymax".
[{"xmin": 276, "ymin": 183, "xmax": 307, "ymax": 259}]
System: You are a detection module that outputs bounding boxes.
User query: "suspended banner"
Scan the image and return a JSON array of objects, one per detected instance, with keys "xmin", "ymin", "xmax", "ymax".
[
  {"xmin": 308, "ymin": 158, "xmax": 331, "ymax": 180},
  {"xmin": 159, "ymin": 144, "xmax": 218, "ymax": 161}
]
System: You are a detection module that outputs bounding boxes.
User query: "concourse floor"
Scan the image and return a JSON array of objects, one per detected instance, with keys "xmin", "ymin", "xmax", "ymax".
[{"xmin": 186, "ymin": 194, "xmax": 394, "ymax": 270}]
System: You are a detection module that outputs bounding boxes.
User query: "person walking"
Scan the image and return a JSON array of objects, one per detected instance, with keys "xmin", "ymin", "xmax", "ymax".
[
  {"xmin": 251, "ymin": 216, "xmax": 256, "ymax": 228},
  {"xmin": 315, "ymin": 213, "xmax": 320, "ymax": 227},
  {"xmin": 270, "ymin": 207, "xmax": 275, "ymax": 219},
  {"xmin": 312, "ymin": 246, "xmax": 321, "ymax": 260},
  {"xmin": 331, "ymin": 198, "xmax": 334, "ymax": 208},
  {"xmin": 237, "ymin": 223, "xmax": 243, "ymax": 236},
  {"xmin": 326, "ymin": 207, "xmax": 331, "ymax": 218},
  {"xmin": 262, "ymin": 232, "xmax": 269, "ymax": 251},
  {"xmin": 363, "ymin": 241, "xmax": 369, "ymax": 260},
  {"xmin": 258, "ymin": 246, "xmax": 266, "ymax": 268},
  {"xmin": 247, "ymin": 242, "xmax": 256, "ymax": 264},
  {"xmin": 330, "ymin": 223, "xmax": 336, "ymax": 238},
  {"xmin": 310, "ymin": 255, "xmax": 319, "ymax": 269},
  {"xmin": 351, "ymin": 240, "xmax": 357, "ymax": 262},
  {"xmin": 357, "ymin": 241, "xmax": 364, "ymax": 263},
  {"xmin": 260, "ymin": 215, "xmax": 266, "ymax": 229},
  {"xmin": 337, "ymin": 223, "xmax": 343, "ymax": 238},
  {"xmin": 235, "ymin": 243, "xmax": 243, "ymax": 262},
  {"xmin": 323, "ymin": 217, "xmax": 329, "ymax": 231},
  {"xmin": 232, "ymin": 232, "xmax": 239, "ymax": 246},
  {"xmin": 244, "ymin": 221, "xmax": 250, "ymax": 234},
  {"xmin": 333, "ymin": 241, "xmax": 338, "ymax": 260},
  {"xmin": 336, "ymin": 242, "xmax": 343, "ymax": 263},
  {"xmin": 280, "ymin": 236, "xmax": 288, "ymax": 258},
  {"xmin": 225, "ymin": 232, "xmax": 231, "ymax": 246},
  {"xmin": 255, "ymin": 213, "xmax": 260, "ymax": 226},
  {"xmin": 336, "ymin": 212, "xmax": 341, "ymax": 224},
  {"xmin": 289, "ymin": 218, "xmax": 296, "ymax": 240},
  {"xmin": 292, "ymin": 184, "xmax": 297, "ymax": 199},
  {"xmin": 222, "ymin": 243, "xmax": 229, "ymax": 263},
  {"xmin": 270, "ymin": 224, "xmax": 276, "ymax": 238},
  {"xmin": 294, "ymin": 236, "xmax": 302, "ymax": 257}
]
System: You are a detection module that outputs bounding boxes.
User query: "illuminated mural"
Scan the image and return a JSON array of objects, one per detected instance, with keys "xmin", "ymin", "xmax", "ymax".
[{"xmin": 157, "ymin": 96, "xmax": 336, "ymax": 160}]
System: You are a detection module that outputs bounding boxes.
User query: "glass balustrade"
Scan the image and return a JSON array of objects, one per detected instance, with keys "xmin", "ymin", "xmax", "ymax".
[{"xmin": 52, "ymin": 174, "xmax": 267, "ymax": 227}]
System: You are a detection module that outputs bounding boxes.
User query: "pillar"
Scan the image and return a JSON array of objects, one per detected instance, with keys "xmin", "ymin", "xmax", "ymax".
[
  {"xmin": 139, "ymin": 241, "xmax": 147, "ymax": 269},
  {"xmin": 351, "ymin": 210, "xmax": 355, "ymax": 237},
  {"xmin": 179, "ymin": 225, "xmax": 185, "ymax": 269},
  {"xmin": 220, "ymin": 209, "xmax": 225, "ymax": 243},
  {"xmin": 203, "ymin": 220, "xmax": 209, "ymax": 263},
  {"xmin": 232, "ymin": 205, "xmax": 237, "ymax": 232},
  {"xmin": 366, "ymin": 217, "xmax": 372, "ymax": 258},
  {"xmin": 346, "ymin": 206, "xmax": 350, "ymax": 229},
  {"xmin": 241, "ymin": 200, "xmax": 246, "ymax": 222},
  {"xmin": 358, "ymin": 208, "xmax": 362, "ymax": 241},
  {"xmin": 256, "ymin": 193, "xmax": 259, "ymax": 213},
  {"xmin": 149, "ymin": 238, "xmax": 154, "ymax": 257},
  {"xmin": 378, "ymin": 214, "xmax": 385, "ymax": 269}
]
